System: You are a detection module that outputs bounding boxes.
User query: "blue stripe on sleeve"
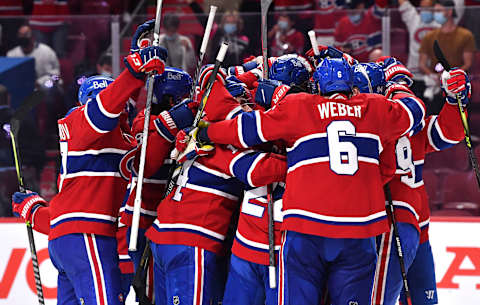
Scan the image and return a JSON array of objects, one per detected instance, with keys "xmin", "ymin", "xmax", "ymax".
[
  {"xmin": 430, "ymin": 119, "xmax": 456, "ymax": 150},
  {"xmin": 398, "ymin": 96, "xmax": 424, "ymax": 132},
  {"xmin": 231, "ymin": 151, "xmax": 264, "ymax": 186},
  {"xmin": 86, "ymin": 98, "xmax": 119, "ymax": 132},
  {"xmin": 240, "ymin": 112, "xmax": 264, "ymax": 147}
]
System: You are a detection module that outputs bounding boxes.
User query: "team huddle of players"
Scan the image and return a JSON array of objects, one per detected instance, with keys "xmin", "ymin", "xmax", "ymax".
[{"xmin": 11, "ymin": 19, "xmax": 471, "ymax": 305}]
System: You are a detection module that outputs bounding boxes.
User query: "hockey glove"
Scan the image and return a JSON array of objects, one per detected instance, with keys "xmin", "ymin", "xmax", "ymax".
[
  {"xmin": 124, "ymin": 46, "xmax": 168, "ymax": 80},
  {"xmin": 174, "ymin": 121, "xmax": 214, "ymax": 163},
  {"xmin": 12, "ymin": 191, "xmax": 47, "ymax": 224},
  {"xmin": 226, "ymin": 76, "xmax": 249, "ymax": 98},
  {"xmin": 154, "ymin": 99, "xmax": 198, "ymax": 143},
  {"xmin": 376, "ymin": 56, "xmax": 413, "ymax": 87},
  {"xmin": 255, "ymin": 79, "xmax": 290, "ymax": 110},
  {"xmin": 441, "ymin": 68, "xmax": 471, "ymax": 106},
  {"xmin": 130, "ymin": 19, "xmax": 155, "ymax": 53},
  {"xmin": 384, "ymin": 81, "xmax": 414, "ymax": 99}
]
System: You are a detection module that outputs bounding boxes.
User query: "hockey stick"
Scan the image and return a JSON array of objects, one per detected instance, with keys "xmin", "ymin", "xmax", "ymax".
[
  {"xmin": 189, "ymin": 5, "xmax": 217, "ymax": 101},
  {"xmin": 260, "ymin": 0, "xmax": 276, "ymax": 289},
  {"xmin": 7, "ymin": 90, "xmax": 45, "ymax": 305},
  {"xmin": 129, "ymin": 0, "xmax": 164, "ymax": 251},
  {"xmin": 132, "ymin": 43, "xmax": 229, "ymax": 303},
  {"xmin": 433, "ymin": 40, "xmax": 480, "ymax": 189},
  {"xmin": 308, "ymin": 30, "xmax": 320, "ymax": 56},
  {"xmin": 174, "ymin": 42, "xmax": 229, "ymax": 163},
  {"xmin": 384, "ymin": 184, "xmax": 413, "ymax": 305}
]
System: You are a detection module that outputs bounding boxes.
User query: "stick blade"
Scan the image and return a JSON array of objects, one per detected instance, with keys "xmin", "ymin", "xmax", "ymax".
[
  {"xmin": 433, "ymin": 40, "xmax": 451, "ymax": 71},
  {"xmin": 9, "ymin": 90, "xmax": 44, "ymax": 138}
]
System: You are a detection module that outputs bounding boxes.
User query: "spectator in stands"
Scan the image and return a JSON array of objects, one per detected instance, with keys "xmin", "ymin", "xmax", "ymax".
[
  {"xmin": 0, "ymin": 0, "xmax": 25, "ymax": 56},
  {"xmin": 268, "ymin": 13, "xmax": 306, "ymax": 57},
  {"xmin": 274, "ymin": 0, "xmax": 314, "ymax": 37},
  {"xmin": 334, "ymin": 0, "xmax": 385, "ymax": 62},
  {"xmin": 29, "ymin": 0, "xmax": 70, "ymax": 58},
  {"xmin": 159, "ymin": 13, "xmax": 194, "ymax": 73},
  {"xmin": 7, "ymin": 25, "xmax": 61, "ymax": 89},
  {"xmin": 399, "ymin": 0, "xmax": 441, "ymax": 100},
  {"xmin": 209, "ymin": 11, "xmax": 249, "ymax": 67},
  {"xmin": 312, "ymin": 0, "xmax": 346, "ymax": 46},
  {"xmin": 419, "ymin": 0, "xmax": 475, "ymax": 113}
]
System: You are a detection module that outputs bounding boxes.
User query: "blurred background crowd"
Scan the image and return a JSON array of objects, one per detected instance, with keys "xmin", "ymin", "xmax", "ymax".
[{"xmin": 0, "ymin": 0, "xmax": 479, "ymax": 217}]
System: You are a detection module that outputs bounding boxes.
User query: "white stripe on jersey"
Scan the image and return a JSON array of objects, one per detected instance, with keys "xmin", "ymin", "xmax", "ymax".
[
  {"xmin": 185, "ymin": 183, "xmax": 239, "ymax": 201},
  {"xmin": 124, "ymin": 204, "xmax": 157, "ymax": 216},
  {"xmin": 63, "ymin": 171, "xmax": 121, "ymax": 179},
  {"xmin": 96, "ymin": 94, "xmax": 122, "ymax": 118},
  {"xmin": 392, "ymin": 200, "xmax": 420, "ymax": 220},
  {"xmin": 153, "ymin": 220, "xmax": 226, "ymax": 241},
  {"xmin": 51, "ymin": 212, "xmax": 117, "ymax": 226},
  {"xmin": 67, "ymin": 148, "xmax": 127, "ymax": 156},
  {"xmin": 236, "ymin": 231, "xmax": 281, "ymax": 250},
  {"xmin": 193, "ymin": 162, "xmax": 232, "ymax": 179},
  {"xmin": 282, "ymin": 209, "xmax": 387, "ymax": 223},
  {"xmin": 247, "ymin": 153, "xmax": 266, "ymax": 187}
]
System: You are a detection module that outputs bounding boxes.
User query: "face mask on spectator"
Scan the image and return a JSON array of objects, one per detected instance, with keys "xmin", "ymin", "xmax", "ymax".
[
  {"xmin": 420, "ymin": 10, "xmax": 433, "ymax": 23},
  {"xmin": 18, "ymin": 37, "xmax": 31, "ymax": 48},
  {"xmin": 223, "ymin": 23, "xmax": 237, "ymax": 34},
  {"xmin": 278, "ymin": 20, "xmax": 289, "ymax": 31},
  {"xmin": 434, "ymin": 12, "xmax": 447, "ymax": 24},
  {"xmin": 348, "ymin": 13, "xmax": 362, "ymax": 24}
]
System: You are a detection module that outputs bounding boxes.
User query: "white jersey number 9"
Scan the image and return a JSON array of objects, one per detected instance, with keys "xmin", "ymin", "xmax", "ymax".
[
  {"xmin": 395, "ymin": 136, "xmax": 416, "ymax": 187},
  {"xmin": 327, "ymin": 121, "xmax": 358, "ymax": 175}
]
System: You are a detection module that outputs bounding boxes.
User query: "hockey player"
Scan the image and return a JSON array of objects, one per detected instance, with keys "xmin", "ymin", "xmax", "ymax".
[
  {"xmin": 11, "ymin": 41, "xmax": 168, "ymax": 305},
  {"xmin": 142, "ymin": 64, "xmax": 290, "ymax": 305},
  {"xmin": 181, "ymin": 57, "xmax": 426, "ymax": 305},
  {"xmin": 371, "ymin": 60, "xmax": 469, "ymax": 305}
]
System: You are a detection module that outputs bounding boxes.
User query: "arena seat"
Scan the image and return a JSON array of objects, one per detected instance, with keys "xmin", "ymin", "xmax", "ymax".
[
  {"xmin": 424, "ymin": 143, "xmax": 470, "ymax": 173},
  {"xmin": 422, "ymin": 169, "xmax": 442, "ymax": 210},
  {"xmin": 441, "ymin": 170, "xmax": 480, "ymax": 215}
]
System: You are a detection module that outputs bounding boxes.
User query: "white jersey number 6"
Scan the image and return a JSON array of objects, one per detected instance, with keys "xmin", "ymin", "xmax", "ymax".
[{"xmin": 327, "ymin": 121, "xmax": 358, "ymax": 175}]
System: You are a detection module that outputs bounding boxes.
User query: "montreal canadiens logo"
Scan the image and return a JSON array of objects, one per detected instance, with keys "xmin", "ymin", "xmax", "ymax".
[{"xmin": 119, "ymin": 147, "xmax": 137, "ymax": 181}]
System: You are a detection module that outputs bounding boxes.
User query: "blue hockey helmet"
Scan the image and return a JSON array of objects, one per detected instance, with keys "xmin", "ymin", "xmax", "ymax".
[
  {"xmin": 270, "ymin": 55, "xmax": 311, "ymax": 88},
  {"xmin": 352, "ymin": 62, "xmax": 386, "ymax": 94},
  {"xmin": 313, "ymin": 57, "xmax": 353, "ymax": 95},
  {"xmin": 78, "ymin": 75, "xmax": 114, "ymax": 105},
  {"xmin": 153, "ymin": 67, "xmax": 193, "ymax": 103}
]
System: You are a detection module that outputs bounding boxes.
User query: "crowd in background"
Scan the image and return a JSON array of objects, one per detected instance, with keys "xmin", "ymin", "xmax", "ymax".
[{"xmin": 0, "ymin": 0, "xmax": 480, "ymax": 217}]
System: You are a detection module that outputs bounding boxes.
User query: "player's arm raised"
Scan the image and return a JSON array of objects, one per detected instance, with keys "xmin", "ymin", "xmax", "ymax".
[{"xmin": 424, "ymin": 69, "xmax": 470, "ymax": 152}]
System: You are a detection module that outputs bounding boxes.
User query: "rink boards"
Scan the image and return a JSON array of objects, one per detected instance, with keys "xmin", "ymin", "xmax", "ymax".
[{"xmin": 0, "ymin": 217, "xmax": 479, "ymax": 305}]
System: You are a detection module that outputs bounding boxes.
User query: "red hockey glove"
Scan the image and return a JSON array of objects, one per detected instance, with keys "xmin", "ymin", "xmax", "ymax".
[
  {"xmin": 384, "ymin": 81, "xmax": 414, "ymax": 99},
  {"xmin": 174, "ymin": 123, "xmax": 214, "ymax": 163},
  {"xmin": 441, "ymin": 68, "xmax": 471, "ymax": 106},
  {"xmin": 376, "ymin": 56, "xmax": 413, "ymax": 87},
  {"xmin": 12, "ymin": 191, "xmax": 47, "ymax": 224},
  {"xmin": 124, "ymin": 46, "xmax": 167, "ymax": 80}
]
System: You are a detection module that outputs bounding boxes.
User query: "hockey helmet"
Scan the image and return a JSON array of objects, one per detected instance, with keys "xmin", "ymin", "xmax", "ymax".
[
  {"xmin": 352, "ymin": 62, "xmax": 386, "ymax": 94},
  {"xmin": 270, "ymin": 55, "xmax": 311, "ymax": 88},
  {"xmin": 198, "ymin": 64, "xmax": 227, "ymax": 92},
  {"xmin": 153, "ymin": 67, "xmax": 193, "ymax": 103},
  {"xmin": 78, "ymin": 75, "xmax": 114, "ymax": 105},
  {"xmin": 313, "ymin": 57, "xmax": 353, "ymax": 95}
]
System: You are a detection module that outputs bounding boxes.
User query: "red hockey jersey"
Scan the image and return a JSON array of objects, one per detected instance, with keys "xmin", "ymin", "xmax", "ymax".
[
  {"xmin": 207, "ymin": 92, "xmax": 426, "ymax": 238},
  {"xmin": 48, "ymin": 70, "xmax": 142, "ymax": 240},
  {"xmin": 232, "ymin": 183, "xmax": 285, "ymax": 265},
  {"xmin": 145, "ymin": 145, "xmax": 287, "ymax": 255},
  {"xmin": 389, "ymin": 103, "xmax": 464, "ymax": 236}
]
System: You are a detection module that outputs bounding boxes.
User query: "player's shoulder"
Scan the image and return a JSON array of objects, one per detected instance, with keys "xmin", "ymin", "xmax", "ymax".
[{"xmin": 59, "ymin": 105, "xmax": 83, "ymax": 122}]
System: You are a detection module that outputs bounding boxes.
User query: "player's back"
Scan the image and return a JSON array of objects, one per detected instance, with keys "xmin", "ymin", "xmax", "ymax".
[{"xmin": 276, "ymin": 91, "xmax": 420, "ymax": 239}]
